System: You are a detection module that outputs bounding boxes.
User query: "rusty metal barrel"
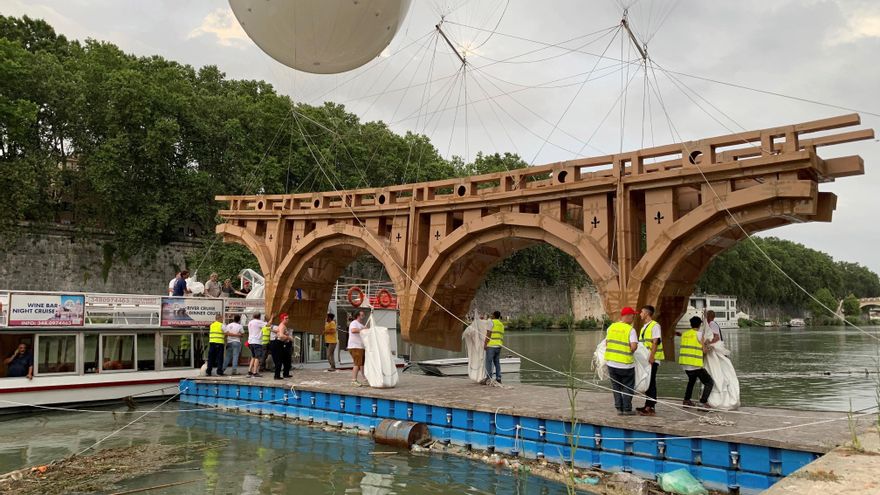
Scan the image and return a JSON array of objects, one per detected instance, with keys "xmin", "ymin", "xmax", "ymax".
[{"xmin": 373, "ymin": 419, "xmax": 430, "ymax": 448}]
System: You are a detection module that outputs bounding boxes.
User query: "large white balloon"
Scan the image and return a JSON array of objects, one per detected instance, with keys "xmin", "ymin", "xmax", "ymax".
[{"xmin": 229, "ymin": 0, "xmax": 411, "ymax": 74}]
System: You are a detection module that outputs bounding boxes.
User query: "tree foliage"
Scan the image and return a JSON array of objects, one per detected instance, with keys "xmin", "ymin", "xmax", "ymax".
[{"xmin": 698, "ymin": 237, "xmax": 880, "ymax": 306}]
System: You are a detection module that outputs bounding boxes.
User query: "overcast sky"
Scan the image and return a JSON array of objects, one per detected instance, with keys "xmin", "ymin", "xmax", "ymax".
[{"xmin": 5, "ymin": 0, "xmax": 880, "ymax": 273}]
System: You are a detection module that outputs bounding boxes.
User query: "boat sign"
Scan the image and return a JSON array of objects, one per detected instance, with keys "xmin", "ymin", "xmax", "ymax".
[
  {"xmin": 160, "ymin": 297, "xmax": 224, "ymax": 327},
  {"xmin": 7, "ymin": 293, "xmax": 85, "ymax": 327}
]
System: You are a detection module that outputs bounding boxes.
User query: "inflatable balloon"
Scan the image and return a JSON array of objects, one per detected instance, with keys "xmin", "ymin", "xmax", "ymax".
[{"xmin": 229, "ymin": 0, "xmax": 412, "ymax": 74}]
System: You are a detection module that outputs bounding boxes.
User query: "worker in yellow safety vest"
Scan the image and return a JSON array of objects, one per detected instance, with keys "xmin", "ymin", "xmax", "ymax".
[
  {"xmin": 260, "ymin": 323, "xmax": 271, "ymax": 372},
  {"xmin": 480, "ymin": 310, "xmax": 505, "ymax": 385},
  {"xmin": 636, "ymin": 305, "xmax": 664, "ymax": 416},
  {"xmin": 604, "ymin": 307, "xmax": 639, "ymax": 415},
  {"xmin": 679, "ymin": 316, "xmax": 714, "ymax": 409},
  {"xmin": 206, "ymin": 313, "xmax": 226, "ymax": 376}
]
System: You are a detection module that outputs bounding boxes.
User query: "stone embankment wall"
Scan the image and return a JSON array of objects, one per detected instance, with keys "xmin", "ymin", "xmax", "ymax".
[
  {"xmin": 0, "ymin": 230, "xmax": 606, "ymax": 319},
  {"xmin": 470, "ymin": 273, "xmax": 605, "ymax": 320},
  {"xmin": 0, "ymin": 227, "xmax": 197, "ymax": 294}
]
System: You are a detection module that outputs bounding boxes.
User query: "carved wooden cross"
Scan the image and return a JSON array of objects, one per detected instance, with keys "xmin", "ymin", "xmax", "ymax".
[
  {"xmin": 654, "ymin": 211, "xmax": 664, "ymax": 224},
  {"xmin": 296, "ymin": 234, "xmax": 300, "ymax": 241},
  {"xmin": 591, "ymin": 216, "xmax": 600, "ymax": 228},
  {"xmin": 396, "ymin": 233, "xmax": 402, "ymax": 242},
  {"xmin": 434, "ymin": 230, "xmax": 441, "ymax": 241}
]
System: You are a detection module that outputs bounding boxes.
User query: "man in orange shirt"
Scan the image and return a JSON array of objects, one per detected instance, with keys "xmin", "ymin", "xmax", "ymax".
[{"xmin": 324, "ymin": 313, "xmax": 338, "ymax": 371}]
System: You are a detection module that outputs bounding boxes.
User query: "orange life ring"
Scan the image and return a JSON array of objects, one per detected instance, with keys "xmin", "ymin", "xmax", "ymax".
[
  {"xmin": 376, "ymin": 289, "xmax": 393, "ymax": 308},
  {"xmin": 347, "ymin": 286, "xmax": 365, "ymax": 307}
]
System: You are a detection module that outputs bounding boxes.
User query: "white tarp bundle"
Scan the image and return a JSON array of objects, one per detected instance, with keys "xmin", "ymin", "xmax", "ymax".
[
  {"xmin": 362, "ymin": 322, "xmax": 399, "ymax": 388},
  {"xmin": 704, "ymin": 341, "xmax": 740, "ymax": 410},
  {"xmin": 462, "ymin": 316, "xmax": 489, "ymax": 382},
  {"xmin": 593, "ymin": 339, "xmax": 651, "ymax": 393}
]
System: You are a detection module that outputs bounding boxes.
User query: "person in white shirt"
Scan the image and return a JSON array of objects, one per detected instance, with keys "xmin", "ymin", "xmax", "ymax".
[
  {"xmin": 222, "ymin": 314, "xmax": 244, "ymax": 375},
  {"xmin": 637, "ymin": 305, "xmax": 663, "ymax": 416},
  {"xmin": 348, "ymin": 310, "xmax": 367, "ymax": 386},
  {"xmin": 168, "ymin": 272, "xmax": 179, "ymax": 295},
  {"xmin": 704, "ymin": 310, "xmax": 723, "ymax": 344},
  {"xmin": 246, "ymin": 313, "xmax": 266, "ymax": 377}
]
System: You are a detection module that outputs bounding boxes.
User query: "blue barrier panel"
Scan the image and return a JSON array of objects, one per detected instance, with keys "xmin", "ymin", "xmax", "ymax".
[
  {"xmin": 702, "ymin": 439, "xmax": 733, "ymax": 469},
  {"xmin": 284, "ymin": 405, "xmax": 299, "ymax": 419},
  {"xmin": 495, "ymin": 414, "xmax": 518, "ymax": 438},
  {"xmin": 429, "ymin": 405, "xmax": 450, "ymax": 427},
  {"xmin": 572, "ymin": 445, "xmax": 596, "ymax": 468},
  {"xmin": 544, "ymin": 419, "xmax": 569, "ymax": 446},
  {"xmin": 629, "ymin": 455, "xmax": 660, "ymax": 478},
  {"xmin": 360, "ymin": 397, "xmax": 376, "ymax": 417},
  {"xmin": 450, "ymin": 428, "xmax": 469, "ymax": 447},
  {"xmin": 543, "ymin": 444, "xmax": 569, "ymax": 464},
  {"xmin": 768, "ymin": 447, "xmax": 783, "ymax": 476},
  {"xmin": 521, "ymin": 440, "xmax": 540, "ymax": 459},
  {"xmin": 329, "ymin": 394, "xmax": 343, "ymax": 412},
  {"xmin": 355, "ymin": 415, "xmax": 375, "ymax": 431},
  {"xmin": 574, "ymin": 423, "xmax": 598, "ymax": 450},
  {"xmin": 377, "ymin": 399, "xmax": 393, "ymax": 418},
  {"xmin": 325, "ymin": 411, "xmax": 341, "ymax": 426},
  {"xmin": 739, "ymin": 444, "xmax": 771, "ymax": 474},
  {"xmin": 780, "ymin": 450, "xmax": 817, "ymax": 476},
  {"xmin": 392, "ymin": 401, "xmax": 410, "ymax": 420},
  {"xmin": 601, "ymin": 426, "xmax": 628, "ymax": 453},
  {"xmin": 342, "ymin": 413, "xmax": 357, "ymax": 428},
  {"xmin": 472, "ymin": 411, "xmax": 492, "ymax": 433},
  {"xmin": 470, "ymin": 432, "xmax": 490, "ymax": 450},
  {"xmin": 494, "ymin": 434, "xmax": 517, "ymax": 455},
  {"xmin": 451, "ymin": 408, "xmax": 470, "ymax": 430},
  {"xmin": 520, "ymin": 417, "xmax": 542, "ymax": 442},
  {"xmin": 696, "ymin": 466, "xmax": 730, "ymax": 492},
  {"xmin": 412, "ymin": 403, "xmax": 430, "ymax": 423},
  {"xmin": 428, "ymin": 425, "xmax": 450, "ymax": 443},
  {"xmin": 599, "ymin": 451, "xmax": 625, "ymax": 471},
  {"xmin": 344, "ymin": 395, "xmax": 359, "ymax": 415},
  {"xmin": 666, "ymin": 438, "xmax": 697, "ymax": 463},
  {"xmin": 631, "ymin": 431, "xmax": 660, "ymax": 457},
  {"xmin": 311, "ymin": 409, "xmax": 326, "ymax": 424},
  {"xmin": 736, "ymin": 472, "xmax": 777, "ymax": 493},
  {"xmin": 313, "ymin": 392, "xmax": 329, "ymax": 411}
]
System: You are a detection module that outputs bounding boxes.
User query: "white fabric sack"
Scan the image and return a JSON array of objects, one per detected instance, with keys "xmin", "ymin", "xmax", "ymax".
[
  {"xmin": 593, "ymin": 339, "xmax": 650, "ymax": 393},
  {"xmin": 592, "ymin": 339, "xmax": 609, "ymax": 381},
  {"xmin": 704, "ymin": 341, "xmax": 740, "ymax": 410},
  {"xmin": 632, "ymin": 344, "xmax": 651, "ymax": 393},
  {"xmin": 362, "ymin": 324, "xmax": 399, "ymax": 388},
  {"xmin": 462, "ymin": 318, "xmax": 487, "ymax": 382}
]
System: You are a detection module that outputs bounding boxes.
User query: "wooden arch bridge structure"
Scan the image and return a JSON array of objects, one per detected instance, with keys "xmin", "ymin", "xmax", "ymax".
[{"xmin": 216, "ymin": 114, "xmax": 872, "ymax": 356}]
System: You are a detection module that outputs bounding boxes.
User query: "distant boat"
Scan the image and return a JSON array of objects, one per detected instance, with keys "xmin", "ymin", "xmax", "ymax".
[
  {"xmin": 416, "ymin": 357, "xmax": 521, "ymax": 377},
  {"xmin": 676, "ymin": 294, "xmax": 743, "ymax": 329},
  {"xmin": 788, "ymin": 318, "xmax": 806, "ymax": 327}
]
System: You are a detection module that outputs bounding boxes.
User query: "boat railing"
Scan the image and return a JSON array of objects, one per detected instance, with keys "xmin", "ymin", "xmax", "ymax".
[{"xmin": 332, "ymin": 277, "xmax": 398, "ymax": 308}]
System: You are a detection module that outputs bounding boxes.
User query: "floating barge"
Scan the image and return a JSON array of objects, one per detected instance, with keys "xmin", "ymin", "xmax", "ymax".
[{"xmin": 181, "ymin": 371, "xmax": 860, "ymax": 494}]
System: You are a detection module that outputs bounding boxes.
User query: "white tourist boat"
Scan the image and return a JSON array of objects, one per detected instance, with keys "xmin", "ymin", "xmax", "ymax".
[
  {"xmin": 676, "ymin": 294, "xmax": 744, "ymax": 330},
  {"xmin": 0, "ymin": 290, "xmax": 206, "ymax": 413},
  {"xmin": 416, "ymin": 356, "xmax": 521, "ymax": 377}
]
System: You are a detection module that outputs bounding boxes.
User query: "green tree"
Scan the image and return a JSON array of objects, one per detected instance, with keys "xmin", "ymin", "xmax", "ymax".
[
  {"xmin": 808, "ymin": 288, "xmax": 838, "ymax": 318},
  {"xmin": 842, "ymin": 293, "xmax": 861, "ymax": 317}
]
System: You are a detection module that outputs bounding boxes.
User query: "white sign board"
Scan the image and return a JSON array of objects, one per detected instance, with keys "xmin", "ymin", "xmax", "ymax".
[
  {"xmin": 160, "ymin": 297, "xmax": 223, "ymax": 327},
  {"xmin": 7, "ymin": 293, "xmax": 85, "ymax": 327}
]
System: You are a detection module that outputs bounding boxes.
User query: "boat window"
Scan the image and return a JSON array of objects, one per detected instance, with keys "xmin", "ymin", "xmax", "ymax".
[
  {"xmin": 1, "ymin": 334, "xmax": 35, "ymax": 378},
  {"xmin": 36, "ymin": 334, "xmax": 77, "ymax": 375},
  {"xmin": 102, "ymin": 334, "xmax": 135, "ymax": 372},
  {"xmin": 137, "ymin": 334, "xmax": 156, "ymax": 371},
  {"xmin": 84, "ymin": 334, "xmax": 99, "ymax": 373},
  {"xmin": 163, "ymin": 333, "xmax": 192, "ymax": 369}
]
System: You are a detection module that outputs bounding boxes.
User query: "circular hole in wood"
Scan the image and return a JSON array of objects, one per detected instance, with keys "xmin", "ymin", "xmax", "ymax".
[
  {"xmin": 378, "ymin": 194, "xmax": 387, "ymax": 205},
  {"xmin": 457, "ymin": 185, "xmax": 467, "ymax": 197},
  {"xmin": 688, "ymin": 150, "xmax": 703, "ymax": 165},
  {"xmin": 557, "ymin": 170, "xmax": 568, "ymax": 183},
  {"xmin": 256, "ymin": 200, "xmax": 264, "ymax": 210},
  {"xmin": 313, "ymin": 199, "xmax": 321, "ymax": 208}
]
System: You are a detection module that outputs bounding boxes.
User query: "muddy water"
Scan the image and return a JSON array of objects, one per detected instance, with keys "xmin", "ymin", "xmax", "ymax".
[
  {"xmin": 0, "ymin": 405, "xmax": 573, "ymax": 494},
  {"xmin": 408, "ymin": 326, "xmax": 880, "ymax": 412}
]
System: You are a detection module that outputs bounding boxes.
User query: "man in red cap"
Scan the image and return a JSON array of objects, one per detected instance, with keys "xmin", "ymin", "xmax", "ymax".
[{"xmin": 604, "ymin": 307, "xmax": 639, "ymax": 415}]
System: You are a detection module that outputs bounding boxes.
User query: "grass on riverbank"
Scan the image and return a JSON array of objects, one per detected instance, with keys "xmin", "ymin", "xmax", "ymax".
[{"xmin": 505, "ymin": 314, "xmax": 610, "ymax": 331}]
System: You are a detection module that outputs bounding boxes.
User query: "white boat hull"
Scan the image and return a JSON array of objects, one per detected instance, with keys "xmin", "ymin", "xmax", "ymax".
[
  {"xmin": 0, "ymin": 370, "xmax": 199, "ymax": 412},
  {"xmin": 416, "ymin": 357, "xmax": 521, "ymax": 377}
]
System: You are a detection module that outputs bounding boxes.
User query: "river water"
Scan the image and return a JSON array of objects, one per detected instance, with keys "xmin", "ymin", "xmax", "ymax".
[
  {"xmin": 0, "ymin": 326, "xmax": 877, "ymax": 493},
  {"xmin": 410, "ymin": 325, "xmax": 880, "ymax": 412}
]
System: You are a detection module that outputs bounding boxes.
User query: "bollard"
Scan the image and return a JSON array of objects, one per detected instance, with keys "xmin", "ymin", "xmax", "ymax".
[{"xmin": 373, "ymin": 419, "xmax": 431, "ymax": 448}]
